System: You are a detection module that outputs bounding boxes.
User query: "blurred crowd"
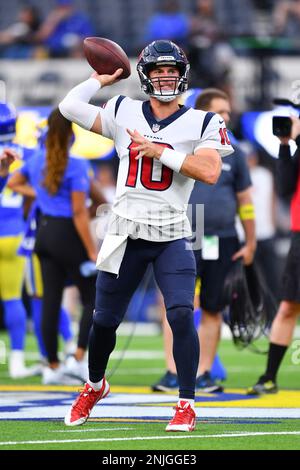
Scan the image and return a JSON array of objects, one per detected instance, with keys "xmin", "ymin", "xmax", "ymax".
[
  {"xmin": 0, "ymin": 0, "xmax": 93, "ymax": 59},
  {"xmin": 1, "ymin": 0, "xmax": 300, "ymax": 88}
]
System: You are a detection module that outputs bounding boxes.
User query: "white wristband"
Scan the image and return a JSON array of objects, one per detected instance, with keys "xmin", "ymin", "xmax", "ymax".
[{"xmin": 159, "ymin": 148, "xmax": 186, "ymax": 173}]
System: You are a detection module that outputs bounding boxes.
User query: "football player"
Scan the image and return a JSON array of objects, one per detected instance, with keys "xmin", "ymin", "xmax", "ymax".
[
  {"xmin": 0, "ymin": 103, "xmax": 19, "ymax": 192},
  {"xmin": 152, "ymin": 88, "xmax": 256, "ymax": 394},
  {"xmin": 2, "ymin": 106, "xmax": 75, "ymax": 380},
  {"xmin": 248, "ymin": 115, "xmax": 300, "ymax": 395},
  {"xmin": 60, "ymin": 39, "xmax": 233, "ymax": 431},
  {"xmin": 0, "ymin": 102, "xmax": 40, "ymax": 378}
]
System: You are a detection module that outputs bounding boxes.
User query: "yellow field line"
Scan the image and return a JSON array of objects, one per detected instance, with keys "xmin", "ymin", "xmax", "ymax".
[{"xmin": 1, "ymin": 385, "xmax": 299, "ymax": 408}]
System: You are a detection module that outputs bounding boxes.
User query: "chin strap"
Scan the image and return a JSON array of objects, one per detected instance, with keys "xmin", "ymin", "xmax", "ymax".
[{"xmin": 152, "ymin": 94, "xmax": 179, "ymax": 103}]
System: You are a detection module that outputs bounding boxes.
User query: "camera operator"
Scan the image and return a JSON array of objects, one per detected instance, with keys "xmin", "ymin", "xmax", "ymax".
[{"xmin": 248, "ymin": 115, "xmax": 300, "ymax": 395}]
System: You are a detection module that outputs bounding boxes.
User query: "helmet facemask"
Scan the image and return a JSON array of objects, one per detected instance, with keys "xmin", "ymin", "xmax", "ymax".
[{"xmin": 138, "ymin": 63, "xmax": 190, "ymax": 102}]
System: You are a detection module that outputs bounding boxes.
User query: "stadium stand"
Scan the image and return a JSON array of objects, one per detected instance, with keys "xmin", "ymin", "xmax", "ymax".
[{"xmin": 0, "ymin": 0, "xmax": 252, "ymax": 56}]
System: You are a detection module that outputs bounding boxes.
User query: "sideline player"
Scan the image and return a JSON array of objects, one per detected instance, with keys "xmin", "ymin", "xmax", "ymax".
[
  {"xmin": 153, "ymin": 88, "xmax": 256, "ymax": 393},
  {"xmin": 248, "ymin": 116, "xmax": 300, "ymax": 394},
  {"xmin": 0, "ymin": 151, "xmax": 18, "ymax": 191},
  {"xmin": 0, "ymin": 102, "xmax": 19, "ymax": 192},
  {"xmin": 59, "ymin": 40, "xmax": 233, "ymax": 431},
  {"xmin": 0, "ymin": 102, "xmax": 40, "ymax": 377}
]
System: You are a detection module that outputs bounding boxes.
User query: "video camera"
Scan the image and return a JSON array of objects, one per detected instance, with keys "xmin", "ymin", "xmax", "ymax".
[{"xmin": 272, "ymin": 98, "xmax": 300, "ymax": 138}]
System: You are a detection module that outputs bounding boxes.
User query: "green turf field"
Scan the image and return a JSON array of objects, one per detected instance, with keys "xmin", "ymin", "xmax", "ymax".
[
  {"xmin": 0, "ymin": 329, "xmax": 299, "ymax": 451},
  {"xmin": 1, "ymin": 419, "xmax": 300, "ymax": 451}
]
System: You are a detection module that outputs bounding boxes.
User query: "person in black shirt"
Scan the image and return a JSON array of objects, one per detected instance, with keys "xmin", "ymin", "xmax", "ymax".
[
  {"xmin": 248, "ymin": 116, "xmax": 300, "ymax": 394},
  {"xmin": 153, "ymin": 88, "xmax": 256, "ymax": 393}
]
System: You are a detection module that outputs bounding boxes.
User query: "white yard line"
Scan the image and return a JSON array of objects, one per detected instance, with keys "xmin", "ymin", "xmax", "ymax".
[
  {"xmin": 1, "ymin": 431, "xmax": 300, "ymax": 446},
  {"xmin": 3, "ymin": 365, "xmax": 300, "ymax": 379},
  {"xmin": 19, "ymin": 351, "xmax": 166, "ymax": 361},
  {"xmin": 224, "ymin": 366, "xmax": 300, "ymax": 372}
]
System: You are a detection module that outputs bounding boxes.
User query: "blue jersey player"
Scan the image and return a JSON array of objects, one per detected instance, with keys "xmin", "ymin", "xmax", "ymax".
[
  {"xmin": 0, "ymin": 103, "xmax": 19, "ymax": 192},
  {"xmin": 0, "ymin": 102, "xmax": 41, "ymax": 378}
]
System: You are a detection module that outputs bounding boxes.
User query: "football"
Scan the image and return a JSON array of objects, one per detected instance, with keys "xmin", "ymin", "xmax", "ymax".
[{"xmin": 83, "ymin": 37, "xmax": 131, "ymax": 79}]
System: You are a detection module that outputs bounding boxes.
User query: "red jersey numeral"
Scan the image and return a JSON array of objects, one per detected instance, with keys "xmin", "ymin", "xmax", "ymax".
[
  {"xmin": 219, "ymin": 128, "xmax": 231, "ymax": 146},
  {"xmin": 126, "ymin": 142, "xmax": 173, "ymax": 191}
]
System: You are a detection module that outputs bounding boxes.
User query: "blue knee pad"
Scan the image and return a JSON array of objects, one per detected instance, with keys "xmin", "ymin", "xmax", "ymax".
[
  {"xmin": 166, "ymin": 306, "xmax": 195, "ymax": 334},
  {"xmin": 93, "ymin": 308, "xmax": 122, "ymax": 329}
]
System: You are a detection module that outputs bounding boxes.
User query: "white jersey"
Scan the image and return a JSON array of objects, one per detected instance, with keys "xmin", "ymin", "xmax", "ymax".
[{"xmin": 99, "ymin": 95, "xmax": 233, "ymax": 241}]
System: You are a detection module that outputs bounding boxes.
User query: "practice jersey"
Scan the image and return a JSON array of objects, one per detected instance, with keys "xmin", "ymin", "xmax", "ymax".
[{"xmin": 99, "ymin": 96, "xmax": 233, "ymax": 240}]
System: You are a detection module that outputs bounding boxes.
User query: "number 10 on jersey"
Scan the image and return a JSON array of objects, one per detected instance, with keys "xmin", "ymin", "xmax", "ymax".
[{"xmin": 126, "ymin": 141, "xmax": 174, "ymax": 191}]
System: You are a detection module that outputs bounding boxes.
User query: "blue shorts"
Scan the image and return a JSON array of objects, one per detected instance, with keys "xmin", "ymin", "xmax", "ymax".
[{"xmin": 95, "ymin": 237, "xmax": 196, "ymax": 325}]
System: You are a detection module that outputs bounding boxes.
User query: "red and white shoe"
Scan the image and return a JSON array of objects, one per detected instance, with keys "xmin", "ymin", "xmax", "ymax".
[
  {"xmin": 165, "ymin": 400, "xmax": 196, "ymax": 432},
  {"xmin": 64, "ymin": 378, "xmax": 110, "ymax": 426}
]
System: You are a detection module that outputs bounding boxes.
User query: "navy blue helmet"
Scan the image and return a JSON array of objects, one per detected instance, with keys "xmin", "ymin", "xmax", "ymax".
[
  {"xmin": 0, "ymin": 102, "xmax": 17, "ymax": 142},
  {"xmin": 137, "ymin": 40, "xmax": 190, "ymax": 102}
]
